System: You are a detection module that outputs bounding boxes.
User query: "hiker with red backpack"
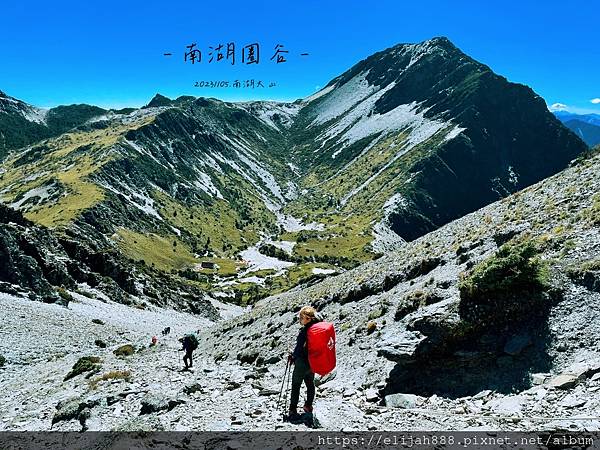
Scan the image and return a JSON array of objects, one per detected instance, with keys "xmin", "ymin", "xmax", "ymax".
[{"xmin": 286, "ymin": 306, "xmax": 336, "ymax": 422}]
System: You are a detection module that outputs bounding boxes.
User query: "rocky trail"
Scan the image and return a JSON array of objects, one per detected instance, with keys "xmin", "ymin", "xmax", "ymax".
[
  {"xmin": 0, "ymin": 290, "xmax": 388, "ymax": 431},
  {"xmin": 1, "ymin": 277, "xmax": 600, "ymax": 431}
]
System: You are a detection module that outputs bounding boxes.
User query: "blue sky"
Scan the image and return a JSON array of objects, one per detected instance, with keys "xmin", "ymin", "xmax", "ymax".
[{"xmin": 1, "ymin": 0, "xmax": 598, "ymax": 114}]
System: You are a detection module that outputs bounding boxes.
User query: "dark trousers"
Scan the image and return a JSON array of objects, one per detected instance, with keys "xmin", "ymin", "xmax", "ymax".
[
  {"xmin": 289, "ymin": 357, "xmax": 315, "ymax": 413},
  {"xmin": 184, "ymin": 350, "xmax": 193, "ymax": 368}
]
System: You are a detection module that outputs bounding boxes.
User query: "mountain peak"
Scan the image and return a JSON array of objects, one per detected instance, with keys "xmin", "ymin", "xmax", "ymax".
[
  {"xmin": 389, "ymin": 36, "xmax": 465, "ymax": 62},
  {"xmin": 144, "ymin": 93, "xmax": 172, "ymax": 109},
  {"xmin": 424, "ymin": 36, "xmax": 454, "ymax": 46},
  {"xmin": 310, "ymin": 36, "xmax": 485, "ymax": 112}
]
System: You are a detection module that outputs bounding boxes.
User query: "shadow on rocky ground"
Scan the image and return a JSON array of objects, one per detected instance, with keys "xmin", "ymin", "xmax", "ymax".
[{"xmin": 385, "ymin": 319, "xmax": 553, "ymax": 398}]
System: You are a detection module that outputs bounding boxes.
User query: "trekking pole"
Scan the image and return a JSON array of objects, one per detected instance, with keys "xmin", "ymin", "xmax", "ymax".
[
  {"xmin": 282, "ymin": 360, "xmax": 292, "ymax": 419},
  {"xmin": 276, "ymin": 358, "xmax": 290, "ymax": 412}
]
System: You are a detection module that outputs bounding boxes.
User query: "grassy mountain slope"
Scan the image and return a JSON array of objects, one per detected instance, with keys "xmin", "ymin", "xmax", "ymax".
[{"xmin": 0, "ymin": 38, "xmax": 589, "ymax": 302}]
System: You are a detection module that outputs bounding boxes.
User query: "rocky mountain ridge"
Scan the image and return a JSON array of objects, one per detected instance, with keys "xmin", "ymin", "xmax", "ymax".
[
  {"xmin": 0, "ymin": 90, "xmax": 118, "ymax": 161},
  {"xmin": 0, "ymin": 37, "xmax": 587, "ymax": 304}
]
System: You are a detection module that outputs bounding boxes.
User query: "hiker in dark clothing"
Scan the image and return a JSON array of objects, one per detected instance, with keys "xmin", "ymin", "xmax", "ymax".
[
  {"xmin": 288, "ymin": 306, "xmax": 320, "ymax": 420},
  {"xmin": 178, "ymin": 335, "xmax": 196, "ymax": 369}
]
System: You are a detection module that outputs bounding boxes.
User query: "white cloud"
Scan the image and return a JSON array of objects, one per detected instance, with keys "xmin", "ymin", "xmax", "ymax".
[
  {"xmin": 591, "ymin": 98, "xmax": 600, "ymax": 104},
  {"xmin": 549, "ymin": 102, "xmax": 568, "ymax": 111}
]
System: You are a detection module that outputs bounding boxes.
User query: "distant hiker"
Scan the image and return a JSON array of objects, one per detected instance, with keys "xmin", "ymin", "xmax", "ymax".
[
  {"xmin": 178, "ymin": 333, "xmax": 199, "ymax": 369},
  {"xmin": 286, "ymin": 306, "xmax": 337, "ymax": 422},
  {"xmin": 150, "ymin": 336, "xmax": 158, "ymax": 346},
  {"xmin": 161, "ymin": 327, "xmax": 171, "ymax": 336}
]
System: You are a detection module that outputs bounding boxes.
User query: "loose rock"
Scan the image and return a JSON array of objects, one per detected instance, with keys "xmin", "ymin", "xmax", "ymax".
[{"xmin": 385, "ymin": 393, "xmax": 419, "ymax": 409}]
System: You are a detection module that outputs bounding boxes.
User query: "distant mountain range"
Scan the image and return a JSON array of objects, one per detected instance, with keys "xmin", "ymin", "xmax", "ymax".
[
  {"xmin": 553, "ymin": 111, "xmax": 600, "ymax": 147},
  {"xmin": 0, "ymin": 37, "xmax": 589, "ymax": 306},
  {"xmin": 553, "ymin": 111, "xmax": 600, "ymax": 126}
]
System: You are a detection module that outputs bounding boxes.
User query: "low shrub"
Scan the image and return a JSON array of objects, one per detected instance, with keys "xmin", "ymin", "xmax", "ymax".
[
  {"xmin": 55, "ymin": 287, "xmax": 72, "ymax": 307},
  {"xmin": 113, "ymin": 344, "xmax": 135, "ymax": 357},
  {"xmin": 64, "ymin": 356, "xmax": 101, "ymax": 381},
  {"xmin": 89, "ymin": 370, "xmax": 131, "ymax": 389},
  {"xmin": 368, "ymin": 305, "xmax": 387, "ymax": 320},
  {"xmin": 366, "ymin": 321, "xmax": 377, "ymax": 334},
  {"xmin": 394, "ymin": 289, "xmax": 444, "ymax": 321},
  {"xmin": 458, "ymin": 236, "xmax": 549, "ymax": 325}
]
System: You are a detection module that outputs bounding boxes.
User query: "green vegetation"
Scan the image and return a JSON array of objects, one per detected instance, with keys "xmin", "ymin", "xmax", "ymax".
[
  {"xmin": 566, "ymin": 258, "xmax": 600, "ymax": 280},
  {"xmin": 223, "ymin": 262, "xmax": 334, "ymax": 306},
  {"xmin": 459, "ymin": 238, "xmax": 547, "ymax": 299},
  {"xmin": 290, "ymin": 214, "xmax": 373, "ymax": 265},
  {"xmin": 231, "ymin": 283, "xmax": 269, "ymax": 306},
  {"xmin": 1, "ymin": 95, "xmax": 435, "ymax": 299},
  {"xmin": 458, "ymin": 236, "xmax": 550, "ymax": 324},
  {"xmin": 113, "ymin": 344, "xmax": 135, "ymax": 357},
  {"xmin": 394, "ymin": 289, "xmax": 443, "ymax": 320},
  {"xmin": 114, "ymin": 228, "xmax": 197, "ymax": 272},
  {"xmin": 64, "ymin": 356, "xmax": 101, "ymax": 381},
  {"xmin": 368, "ymin": 306, "xmax": 387, "ymax": 320},
  {"xmin": 339, "ymin": 322, "xmax": 353, "ymax": 332},
  {"xmin": 248, "ymin": 269, "xmax": 277, "ymax": 278},
  {"xmin": 195, "ymin": 257, "xmax": 243, "ymax": 277},
  {"xmin": 577, "ymin": 259, "xmax": 600, "ymax": 272},
  {"xmin": 580, "ymin": 193, "xmax": 600, "ymax": 225},
  {"xmin": 0, "ymin": 115, "xmax": 155, "ymax": 227},
  {"xmin": 152, "ymin": 188, "xmax": 272, "ymax": 258},
  {"xmin": 281, "ymin": 124, "xmax": 458, "ymax": 263},
  {"xmin": 0, "ymin": 101, "xmax": 110, "ymax": 159},
  {"xmin": 27, "ymin": 157, "xmax": 106, "ymax": 227},
  {"xmin": 282, "ymin": 263, "xmax": 331, "ymax": 287},
  {"xmin": 0, "ymin": 114, "xmax": 48, "ymax": 160},
  {"xmin": 55, "ymin": 286, "xmax": 73, "ymax": 306}
]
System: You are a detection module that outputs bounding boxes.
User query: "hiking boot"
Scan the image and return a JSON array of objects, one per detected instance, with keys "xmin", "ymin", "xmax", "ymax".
[
  {"xmin": 286, "ymin": 413, "xmax": 304, "ymax": 424},
  {"xmin": 286, "ymin": 411, "xmax": 301, "ymax": 422}
]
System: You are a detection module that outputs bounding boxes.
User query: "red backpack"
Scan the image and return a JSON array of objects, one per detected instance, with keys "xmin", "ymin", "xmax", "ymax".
[{"xmin": 306, "ymin": 322, "xmax": 336, "ymax": 376}]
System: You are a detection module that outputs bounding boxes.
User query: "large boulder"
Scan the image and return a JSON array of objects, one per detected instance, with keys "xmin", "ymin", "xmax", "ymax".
[{"xmin": 385, "ymin": 393, "xmax": 421, "ymax": 409}]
